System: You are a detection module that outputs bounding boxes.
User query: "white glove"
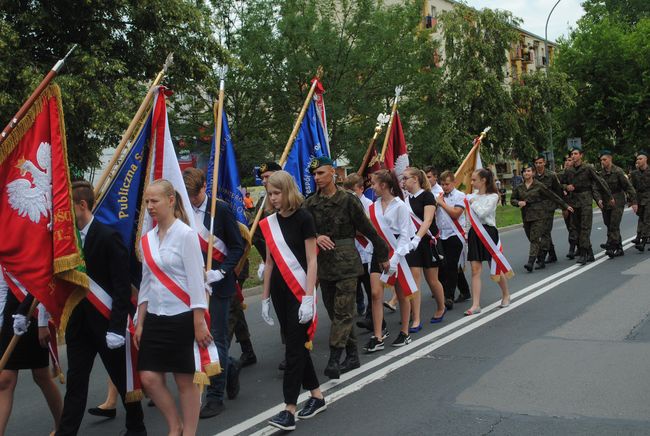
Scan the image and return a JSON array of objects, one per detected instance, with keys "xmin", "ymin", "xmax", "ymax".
[
  {"xmin": 12, "ymin": 314, "xmax": 30, "ymax": 336},
  {"xmin": 261, "ymin": 298, "xmax": 274, "ymax": 326},
  {"xmin": 206, "ymin": 269, "xmax": 225, "ymax": 284},
  {"xmin": 106, "ymin": 332, "xmax": 126, "ymax": 349},
  {"xmin": 408, "ymin": 235, "xmax": 422, "ymax": 251},
  {"xmin": 388, "ymin": 255, "xmax": 399, "ymax": 276},
  {"xmin": 37, "ymin": 303, "xmax": 50, "ymax": 327},
  {"xmin": 298, "ymin": 296, "xmax": 314, "ymax": 324},
  {"xmin": 257, "ymin": 263, "xmax": 265, "ymax": 281}
]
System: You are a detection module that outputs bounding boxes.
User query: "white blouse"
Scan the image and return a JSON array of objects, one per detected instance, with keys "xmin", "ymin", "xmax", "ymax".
[
  {"xmin": 138, "ymin": 219, "xmax": 207, "ymax": 316},
  {"xmin": 468, "ymin": 193, "xmax": 499, "ymax": 227},
  {"xmin": 355, "ymin": 194, "xmax": 374, "ymax": 264},
  {"xmin": 375, "ymin": 197, "xmax": 415, "ymax": 257}
]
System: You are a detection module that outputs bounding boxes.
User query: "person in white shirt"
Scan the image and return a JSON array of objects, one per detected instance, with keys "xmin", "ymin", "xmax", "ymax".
[
  {"xmin": 363, "ymin": 170, "xmax": 416, "ymax": 353},
  {"xmin": 425, "ymin": 166, "xmax": 444, "ymax": 197},
  {"xmin": 134, "ymin": 179, "xmax": 212, "ymax": 436},
  {"xmin": 465, "ymin": 169, "xmax": 511, "ymax": 316}
]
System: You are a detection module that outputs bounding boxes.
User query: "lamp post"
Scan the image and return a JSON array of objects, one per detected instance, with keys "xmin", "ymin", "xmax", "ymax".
[{"xmin": 544, "ymin": 0, "xmax": 562, "ymax": 170}]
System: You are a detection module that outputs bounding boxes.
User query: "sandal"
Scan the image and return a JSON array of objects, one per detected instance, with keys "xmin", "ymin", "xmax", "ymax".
[{"xmin": 463, "ymin": 307, "xmax": 481, "ymax": 316}]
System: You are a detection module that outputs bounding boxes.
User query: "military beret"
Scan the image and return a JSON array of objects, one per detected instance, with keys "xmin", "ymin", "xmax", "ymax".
[
  {"xmin": 534, "ymin": 153, "xmax": 546, "ymax": 161},
  {"xmin": 599, "ymin": 149, "xmax": 612, "ymax": 158},
  {"xmin": 637, "ymin": 150, "xmax": 649, "ymax": 157},
  {"xmin": 309, "ymin": 156, "xmax": 334, "ymax": 173},
  {"xmin": 522, "ymin": 162, "xmax": 534, "ymax": 170},
  {"xmin": 257, "ymin": 162, "xmax": 282, "ymax": 177},
  {"xmin": 568, "ymin": 143, "xmax": 582, "ymax": 152}
]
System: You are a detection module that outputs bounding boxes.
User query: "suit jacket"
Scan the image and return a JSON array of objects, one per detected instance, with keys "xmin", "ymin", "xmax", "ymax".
[
  {"xmin": 203, "ymin": 201, "xmax": 245, "ymax": 298},
  {"xmin": 70, "ymin": 218, "xmax": 132, "ymax": 336}
]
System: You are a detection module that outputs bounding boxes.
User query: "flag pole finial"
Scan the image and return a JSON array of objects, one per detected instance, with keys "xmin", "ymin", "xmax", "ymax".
[
  {"xmin": 52, "ymin": 44, "xmax": 78, "ymax": 73},
  {"xmin": 162, "ymin": 53, "xmax": 174, "ymax": 73}
]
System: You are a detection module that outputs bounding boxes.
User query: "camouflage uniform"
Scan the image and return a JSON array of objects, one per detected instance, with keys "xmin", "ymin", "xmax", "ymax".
[
  {"xmin": 304, "ymin": 188, "xmax": 389, "ymax": 350},
  {"xmin": 534, "ymin": 170, "xmax": 564, "ymax": 260},
  {"xmin": 630, "ymin": 167, "xmax": 650, "ymax": 243},
  {"xmin": 558, "ymin": 169, "xmax": 578, "ymax": 250},
  {"xmin": 598, "ymin": 164, "xmax": 636, "ymax": 250},
  {"xmin": 511, "ymin": 180, "xmax": 569, "ymax": 259},
  {"xmin": 565, "ymin": 163, "xmax": 612, "ymax": 256}
]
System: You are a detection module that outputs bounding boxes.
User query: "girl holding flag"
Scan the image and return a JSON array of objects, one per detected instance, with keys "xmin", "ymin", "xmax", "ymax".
[
  {"xmin": 134, "ymin": 179, "xmax": 214, "ymax": 436},
  {"xmin": 364, "ymin": 170, "xmax": 417, "ymax": 353},
  {"xmin": 464, "ymin": 169, "xmax": 513, "ymax": 316},
  {"xmin": 259, "ymin": 171, "xmax": 325, "ymax": 431}
]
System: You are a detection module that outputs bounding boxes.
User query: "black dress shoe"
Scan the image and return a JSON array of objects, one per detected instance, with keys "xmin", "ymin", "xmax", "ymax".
[
  {"xmin": 297, "ymin": 397, "xmax": 327, "ymax": 419},
  {"xmin": 268, "ymin": 410, "xmax": 296, "ymax": 430},
  {"xmin": 444, "ymin": 298, "xmax": 454, "ymax": 310},
  {"xmin": 239, "ymin": 350, "xmax": 257, "ymax": 367},
  {"xmin": 454, "ymin": 294, "xmax": 471, "ymax": 303},
  {"xmin": 356, "ymin": 318, "xmax": 373, "ymax": 331},
  {"xmin": 199, "ymin": 400, "xmax": 224, "ymax": 419},
  {"xmin": 226, "ymin": 360, "xmax": 241, "ymax": 400},
  {"xmin": 88, "ymin": 407, "xmax": 116, "ymax": 418}
]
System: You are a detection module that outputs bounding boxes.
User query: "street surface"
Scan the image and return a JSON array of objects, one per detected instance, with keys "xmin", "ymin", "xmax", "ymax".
[{"xmin": 9, "ymin": 209, "xmax": 650, "ymax": 435}]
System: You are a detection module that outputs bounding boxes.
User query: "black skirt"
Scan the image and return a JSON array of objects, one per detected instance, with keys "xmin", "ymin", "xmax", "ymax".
[
  {"xmin": 406, "ymin": 236, "xmax": 441, "ymax": 268},
  {"xmin": 467, "ymin": 226, "xmax": 499, "ymax": 262},
  {"xmin": 0, "ymin": 293, "xmax": 49, "ymax": 370},
  {"xmin": 138, "ymin": 311, "xmax": 195, "ymax": 374}
]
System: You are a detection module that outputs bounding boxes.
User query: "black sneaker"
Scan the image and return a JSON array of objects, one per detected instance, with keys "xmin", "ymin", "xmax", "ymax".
[
  {"xmin": 363, "ymin": 336, "xmax": 385, "ymax": 353},
  {"xmin": 297, "ymin": 397, "xmax": 327, "ymax": 419},
  {"xmin": 391, "ymin": 332, "xmax": 412, "ymax": 347},
  {"xmin": 268, "ymin": 410, "xmax": 296, "ymax": 431}
]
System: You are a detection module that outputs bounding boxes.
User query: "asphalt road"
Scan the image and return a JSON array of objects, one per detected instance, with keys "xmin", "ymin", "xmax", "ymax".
[{"xmin": 8, "ymin": 209, "xmax": 650, "ymax": 436}]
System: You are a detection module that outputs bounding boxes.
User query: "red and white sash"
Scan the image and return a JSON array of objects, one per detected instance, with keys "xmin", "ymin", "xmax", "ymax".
[
  {"xmin": 368, "ymin": 202, "xmax": 418, "ymax": 297},
  {"xmin": 439, "ymin": 195, "xmax": 468, "ymax": 267},
  {"xmin": 464, "ymin": 197, "xmax": 514, "ymax": 281},
  {"xmin": 141, "ymin": 231, "xmax": 221, "ymax": 386},
  {"xmin": 197, "ymin": 222, "xmax": 227, "ymax": 264},
  {"xmin": 87, "ymin": 277, "xmax": 113, "ymax": 320},
  {"xmin": 405, "ymin": 199, "xmax": 437, "ymax": 241},
  {"xmin": 259, "ymin": 213, "xmax": 317, "ymax": 349}
]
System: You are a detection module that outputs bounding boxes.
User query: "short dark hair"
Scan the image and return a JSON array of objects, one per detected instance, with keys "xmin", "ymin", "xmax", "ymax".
[
  {"xmin": 343, "ymin": 173, "xmax": 364, "ymax": 190},
  {"xmin": 182, "ymin": 167, "xmax": 206, "ymax": 197},
  {"xmin": 72, "ymin": 180, "xmax": 95, "ymax": 210},
  {"xmin": 424, "ymin": 166, "xmax": 438, "ymax": 177}
]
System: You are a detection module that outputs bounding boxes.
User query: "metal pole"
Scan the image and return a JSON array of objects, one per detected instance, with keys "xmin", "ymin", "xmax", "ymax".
[{"xmin": 545, "ymin": 0, "xmax": 562, "ymax": 171}]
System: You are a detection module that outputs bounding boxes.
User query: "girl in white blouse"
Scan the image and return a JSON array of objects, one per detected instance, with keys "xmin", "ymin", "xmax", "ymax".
[
  {"xmin": 465, "ymin": 169, "xmax": 510, "ymax": 316},
  {"xmin": 363, "ymin": 170, "xmax": 417, "ymax": 353},
  {"xmin": 134, "ymin": 179, "xmax": 212, "ymax": 436}
]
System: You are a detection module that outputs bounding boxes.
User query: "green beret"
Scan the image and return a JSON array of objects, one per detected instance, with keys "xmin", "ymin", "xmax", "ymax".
[
  {"xmin": 598, "ymin": 149, "xmax": 612, "ymax": 158},
  {"xmin": 569, "ymin": 143, "xmax": 582, "ymax": 152},
  {"xmin": 637, "ymin": 150, "xmax": 649, "ymax": 157},
  {"xmin": 257, "ymin": 162, "xmax": 282, "ymax": 177},
  {"xmin": 535, "ymin": 153, "xmax": 546, "ymax": 161},
  {"xmin": 309, "ymin": 156, "xmax": 334, "ymax": 173},
  {"xmin": 522, "ymin": 162, "xmax": 534, "ymax": 170}
]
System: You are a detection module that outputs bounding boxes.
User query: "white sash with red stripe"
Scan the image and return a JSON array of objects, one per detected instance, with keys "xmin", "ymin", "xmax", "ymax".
[
  {"xmin": 259, "ymin": 213, "xmax": 317, "ymax": 348},
  {"xmin": 464, "ymin": 197, "xmax": 514, "ymax": 281},
  {"xmin": 87, "ymin": 278, "xmax": 112, "ymax": 320},
  {"xmin": 368, "ymin": 202, "xmax": 418, "ymax": 297},
  {"xmin": 141, "ymin": 230, "xmax": 221, "ymax": 385},
  {"xmin": 439, "ymin": 195, "xmax": 468, "ymax": 267},
  {"xmin": 197, "ymin": 222, "xmax": 227, "ymax": 264},
  {"xmin": 405, "ymin": 198, "xmax": 436, "ymax": 241}
]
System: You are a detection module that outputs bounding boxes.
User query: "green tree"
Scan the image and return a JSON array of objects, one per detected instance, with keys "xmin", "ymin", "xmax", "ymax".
[{"xmin": 0, "ymin": 0, "xmax": 226, "ymax": 172}]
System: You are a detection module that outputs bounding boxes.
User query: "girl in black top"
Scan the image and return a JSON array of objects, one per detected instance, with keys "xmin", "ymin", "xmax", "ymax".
[
  {"xmin": 403, "ymin": 168, "xmax": 446, "ymax": 330},
  {"xmin": 260, "ymin": 171, "xmax": 325, "ymax": 431}
]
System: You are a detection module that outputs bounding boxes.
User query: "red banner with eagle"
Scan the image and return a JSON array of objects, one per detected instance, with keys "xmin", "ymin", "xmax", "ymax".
[{"xmin": 0, "ymin": 84, "xmax": 88, "ymax": 328}]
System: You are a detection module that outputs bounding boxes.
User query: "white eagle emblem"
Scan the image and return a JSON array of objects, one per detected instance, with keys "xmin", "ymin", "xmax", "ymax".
[{"xmin": 6, "ymin": 142, "xmax": 53, "ymax": 230}]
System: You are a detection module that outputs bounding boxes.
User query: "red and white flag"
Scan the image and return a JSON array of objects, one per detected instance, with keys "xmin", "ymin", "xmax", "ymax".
[{"xmin": 383, "ymin": 112, "xmax": 409, "ymax": 177}]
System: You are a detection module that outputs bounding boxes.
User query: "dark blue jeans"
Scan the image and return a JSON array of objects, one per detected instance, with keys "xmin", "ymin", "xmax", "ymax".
[{"xmin": 206, "ymin": 294, "xmax": 231, "ymax": 402}]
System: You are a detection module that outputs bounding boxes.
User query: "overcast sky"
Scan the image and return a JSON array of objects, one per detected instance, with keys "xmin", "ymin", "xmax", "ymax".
[{"xmin": 463, "ymin": 0, "xmax": 585, "ymax": 41}]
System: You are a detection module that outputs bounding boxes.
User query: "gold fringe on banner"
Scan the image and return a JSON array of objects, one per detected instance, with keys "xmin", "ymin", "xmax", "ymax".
[
  {"xmin": 125, "ymin": 389, "xmax": 144, "ymax": 403},
  {"xmin": 204, "ymin": 362, "xmax": 222, "ymax": 377}
]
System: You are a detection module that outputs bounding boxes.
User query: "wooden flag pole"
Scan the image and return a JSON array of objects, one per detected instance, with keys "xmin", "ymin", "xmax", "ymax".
[
  {"xmin": 378, "ymin": 85, "xmax": 403, "ymax": 164},
  {"xmin": 0, "ymin": 298, "xmax": 39, "ymax": 372},
  {"xmin": 249, "ymin": 70, "xmax": 323, "ymax": 237},
  {"xmin": 206, "ymin": 66, "xmax": 228, "ymax": 272},
  {"xmin": 93, "ymin": 53, "xmax": 174, "ymax": 198},
  {"xmin": 357, "ymin": 112, "xmax": 390, "ymax": 176},
  {"xmin": 0, "ymin": 45, "xmax": 77, "ymax": 147}
]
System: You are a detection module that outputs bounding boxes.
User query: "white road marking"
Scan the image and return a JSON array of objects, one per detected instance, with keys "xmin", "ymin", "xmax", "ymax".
[{"xmin": 219, "ymin": 237, "xmax": 636, "ymax": 436}]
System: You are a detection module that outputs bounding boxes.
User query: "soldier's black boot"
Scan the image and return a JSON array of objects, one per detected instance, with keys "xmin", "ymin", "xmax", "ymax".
[
  {"xmin": 524, "ymin": 256, "xmax": 536, "ymax": 272},
  {"xmin": 340, "ymin": 344, "xmax": 361, "ymax": 374},
  {"xmin": 600, "ymin": 243, "xmax": 608, "ymax": 249},
  {"xmin": 635, "ymin": 236, "xmax": 645, "ymax": 252},
  {"xmin": 536, "ymin": 255, "xmax": 546, "ymax": 270},
  {"xmin": 566, "ymin": 243, "xmax": 576, "ymax": 259},
  {"xmin": 324, "ymin": 347, "xmax": 343, "ymax": 379},
  {"xmin": 546, "ymin": 246, "xmax": 557, "ymax": 263},
  {"xmin": 239, "ymin": 339, "xmax": 257, "ymax": 367},
  {"xmin": 587, "ymin": 247, "xmax": 595, "ymax": 262},
  {"xmin": 576, "ymin": 249, "xmax": 588, "ymax": 265},
  {"xmin": 612, "ymin": 244, "xmax": 625, "ymax": 257}
]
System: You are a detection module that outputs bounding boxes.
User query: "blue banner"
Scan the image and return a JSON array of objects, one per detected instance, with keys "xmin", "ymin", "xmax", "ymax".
[
  {"xmin": 94, "ymin": 112, "xmax": 152, "ymax": 252},
  {"xmin": 206, "ymin": 111, "xmax": 247, "ymax": 225},
  {"xmin": 284, "ymin": 100, "xmax": 330, "ymax": 195}
]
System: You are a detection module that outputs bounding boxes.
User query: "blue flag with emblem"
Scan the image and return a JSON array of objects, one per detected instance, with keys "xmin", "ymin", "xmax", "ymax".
[
  {"xmin": 94, "ymin": 111, "xmax": 152, "ymax": 253},
  {"xmin": 206, "ymin": 111, "xmax": 247, "ymax": 225},
  {"xmin": 283, "ymin": 99, "xmax": 330, "ymax": 195}
]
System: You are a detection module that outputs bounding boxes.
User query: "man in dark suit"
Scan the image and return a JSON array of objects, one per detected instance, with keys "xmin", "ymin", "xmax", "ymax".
[
  {"xmin": 56, "ymin": 181, "xmax": 146, "ymax": 436},
  {"xmin": 183, "ymin": 168, "xmax": 245, "ymax": 419}
]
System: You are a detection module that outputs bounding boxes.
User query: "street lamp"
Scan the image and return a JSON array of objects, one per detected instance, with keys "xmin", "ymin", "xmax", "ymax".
[{"xmin": 544, "ymin": 0, "xmax": 562, "ymax": 170}]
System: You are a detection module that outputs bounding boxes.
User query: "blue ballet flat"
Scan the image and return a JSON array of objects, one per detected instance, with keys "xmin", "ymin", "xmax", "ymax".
[
  {"xmin": 408, "ymin": 324, "xmax": 422, "ymax": 333},
  {"xmin": 430, "ymin": 308, "xmax": 447, "ymax": 324}
]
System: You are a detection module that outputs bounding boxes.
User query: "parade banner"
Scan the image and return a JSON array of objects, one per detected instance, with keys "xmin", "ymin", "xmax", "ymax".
[
  {"xmin": 382, "ymin": 112, "xmax": 409, "ymax": 177},
  {"xmin": 0, "ymin": 84, "xmax": 88, "ymax": 327},
  {"xmin": 455, "ymin": 128, "xmax": 488, "ymax": 194}
]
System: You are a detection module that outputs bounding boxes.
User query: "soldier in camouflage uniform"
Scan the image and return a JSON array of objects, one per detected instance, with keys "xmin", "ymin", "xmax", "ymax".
[
  {"xmin": 598, "ymin": 150, "xmax": 636, "ymax": 257},
  {"xmin": 534, "ymin": 154, "xmax": 565, "ymax": 265},
  {"xmin": 631, "ymin": 150, "xmax": 650, "ymax": 251},
  {"xmin": 565, "ymin": 145, "xmax": 612, "ymax": 264},
  {"xmin": 558, "ymin": 155, "xmax": 579, "ymax": 258},
  {"xmin": 512, "ymin": 163, "xmax": 572, "ymax": 272},
  {"xmin": 304, "ymin": 157, "xmax": 389, "ymax": 379}
]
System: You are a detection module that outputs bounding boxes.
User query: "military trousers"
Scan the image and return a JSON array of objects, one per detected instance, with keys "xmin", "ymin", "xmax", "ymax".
[
  {"xmin": 603, "ymin": 205, "xmax": 624, "ymax": 248},
  {"xmin": 540, "ymin": 210, "xmax": 556, "ymax": 252},
  {"xmin": 571, "ymin": 205, "xmax": 593, "ymax": 250},
  {"xmin": 564, "ymin": 210, "xmax": 577, "ymax": 245},
  {"xmin": 637, "ymin": 204, "xmax": 650, "ymax": 238},
  {"xmin": 227, "ymin": 294, "xmax": 251, "ymax": 345},
  {"xmin": 320, "ymin": 278, "xmax": 358, "ymax": 349},
  {"xmin": 523, "ymin": 219, "xmax": 546, "ymax": 257}
]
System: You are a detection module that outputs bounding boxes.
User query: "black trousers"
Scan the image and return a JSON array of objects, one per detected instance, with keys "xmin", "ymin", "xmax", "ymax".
[
  {"xmin": 356, "ymin": 264, "xmax": 371, "ymax": 315},
  {"xmin": 440, "ymin": 236, "xmax": 471, "ymax": 300},
  {"xmin": 56, "ymin": 306, "xmax": 145, "ymax": 435},
  {"xmin": 271, "ymin": 276, "xmax": 319, "ymax": 405}
]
